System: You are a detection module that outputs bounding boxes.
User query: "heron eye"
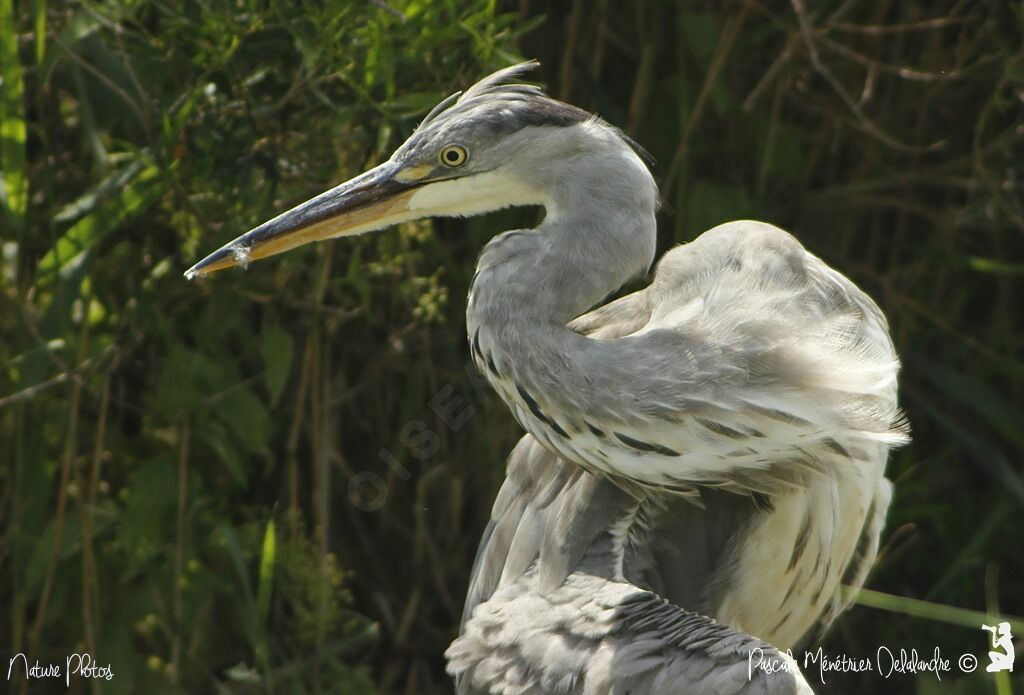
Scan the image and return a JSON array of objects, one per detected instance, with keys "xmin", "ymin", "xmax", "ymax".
[{"xmin": 440, "ymin": 145, "xmax": 468, "ymax": 167}]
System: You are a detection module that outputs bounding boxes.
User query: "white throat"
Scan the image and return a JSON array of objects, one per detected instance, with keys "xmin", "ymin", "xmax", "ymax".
[{"xmin": 408, "ymin": 171, "xmax": 552, "ymax": 218}]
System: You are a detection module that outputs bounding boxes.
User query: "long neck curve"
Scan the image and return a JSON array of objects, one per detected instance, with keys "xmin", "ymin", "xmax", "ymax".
[
  {"xmin": 469, "ymin": 123, "xmax": 658, "ymax": 327},
  {"xmin": 466, "ymin": 122, "xmax": 658, "ymax": 425}
]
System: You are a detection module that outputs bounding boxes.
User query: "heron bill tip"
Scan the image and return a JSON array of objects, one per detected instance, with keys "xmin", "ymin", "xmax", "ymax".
[{"xmin": 184, "ymin": 161, "xmax": 419, "ymax": 279}]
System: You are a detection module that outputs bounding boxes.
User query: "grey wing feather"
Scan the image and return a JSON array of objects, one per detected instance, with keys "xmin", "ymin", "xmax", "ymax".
[
  {"xmin": 542, "ymin": 221, "xmax": 908, "ymax": 495},
  {"xmin": 461, "ymin": 293, "xmax": 655, "ymax": 624},
  {"xmin": 805, "ymin": 475, "xmax": 893, "ymax": 644},
  {"xmin": 568, "ymin": 289, "xmax": 652, "ymax": 339},
  {"xmin": 451, "ymin": 570, "xmax": 812, "ymax": 694},
  {"xmin": 451, "ymin": 433, "xmax": 814, "ymax": 693},
  {"xmin": 449, "ymin": 221, "xmax": 907, "ymax": 693},
  {"xmin": 460, "ymin": 436, "xmax": 592, "ymax": 627}
]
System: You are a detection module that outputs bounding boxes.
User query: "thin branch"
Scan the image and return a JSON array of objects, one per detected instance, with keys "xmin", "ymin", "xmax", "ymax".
[
  {"xmin": 79, "ymin": 373, "xmax": 111, "ymax": 667},
  {"xmin": 29, "ymin": 363, "xmax": 85, "ymax": 654},
  {"xmin": 829, "ymin": 17, "xmax": 967, "ymax": 35},
  {"xmin": 367, "ymin": 0, "xmax": 406, "ymax": 22},
  {"xmin": 820, "ymin": 34, "xmax": 973, "ymax": 82},
  {"xmin": 171, "ymin": 417, "xmax": 191, "ymax": 686},
  {"xmin": 743, "ymin": 31, "xmax": 800, "ymax": 112},
  {"xmin": 51, "ymin": 35, "xmax": 149, "ymax": 132},
  {"xmin": 790, "ymin": 0, "xmax": 944, "ymax": 155},
  {"xmin": 0, "ymin": 345, "xmax": 116, "ymax": 410}
]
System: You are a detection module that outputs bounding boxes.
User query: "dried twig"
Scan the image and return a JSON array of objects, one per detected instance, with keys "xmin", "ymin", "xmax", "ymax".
[
  {"xmin": 52, "ymin": 35, "xmax": 149, "ymax": 131},
  {"xmin": 0, "ymin": 344, "xmax": 116, "ymax": 410},
  {"xmin": 820, "ymin": 34, "xmax": 972, "ymax": 82},
  {"xmin": 742, "ymin": 31, "xmax": 800, "ymax": 112},
  {"xmin": 790, "ymin": 0, "xmax": 944, "ymax": 154},
  {"xmin": 829, "ymin": 17, "xmax": 967, "ymax": 35}
]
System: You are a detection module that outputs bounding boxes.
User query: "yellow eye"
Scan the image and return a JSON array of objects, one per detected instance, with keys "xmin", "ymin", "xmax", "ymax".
[{"xmin": 440, "ymin": 145, "xmax": 468, "ymax": 167}]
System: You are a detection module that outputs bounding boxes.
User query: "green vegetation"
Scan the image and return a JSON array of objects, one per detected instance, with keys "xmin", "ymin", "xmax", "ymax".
[{"xmin": 1, "ymin": 1, "xmax": 1022, "ymax": 693}]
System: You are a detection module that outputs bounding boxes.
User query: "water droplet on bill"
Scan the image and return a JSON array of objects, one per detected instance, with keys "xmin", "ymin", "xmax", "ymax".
[{"xmin": 231, "ymin": 243, "xmax": 252, "ymax": 271}]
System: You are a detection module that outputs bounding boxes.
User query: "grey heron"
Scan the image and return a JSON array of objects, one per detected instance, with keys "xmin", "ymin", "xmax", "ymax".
[{"xmin": 186, "ymin": 62, "xmax": 907, "ymax": 694}]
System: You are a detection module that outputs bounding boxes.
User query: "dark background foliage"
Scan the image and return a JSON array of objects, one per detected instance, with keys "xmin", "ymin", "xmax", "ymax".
[{"xmin": 1, "ymin": 1, "xmax": 1022, "ymax": 693}]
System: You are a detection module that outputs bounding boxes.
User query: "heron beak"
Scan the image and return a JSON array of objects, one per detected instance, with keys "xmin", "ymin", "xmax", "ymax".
[{"xmin": 184, "ymin": 161, "xmax": 420, "ymax": 279}]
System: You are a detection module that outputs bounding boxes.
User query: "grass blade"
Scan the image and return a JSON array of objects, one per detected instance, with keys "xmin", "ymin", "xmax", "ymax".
[
  {"xmin": 36, "ymin": 165, "xmax": 164, "ymax": 275},
  {"xmin": 0, "ymin": 0, "xmax": 28, "ymax": 224},
  {"xmin": 256, "ymin": 518, "xmax": 276, "ymax": 628},
  {"xmin": 32, "ymin": 0, "xmax": 45, "ymax": 65},
  {"xmin": 851, "ymin": 587, "xmax": 1024, "ymax": 635},
  {"xmin": 255, "ymin": 518, "xmax": 276, "ymax": 673}
]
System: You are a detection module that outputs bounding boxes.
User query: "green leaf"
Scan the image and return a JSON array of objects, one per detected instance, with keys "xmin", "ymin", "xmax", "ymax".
[
  {"xmin": 37, "ymin": 165, "xmax": 165, "ymax": 275},
  {"xmin": 40, "ymin": 10, "xmax": 100, "ymax": 84},
  {"xmin": 256, "ymin": 518, "xmax": 275, "ymax": 625},
  {"xmin": 32, "ymin": 0, "xmax": 46, "ymax": 65},
  {"xmin": 261, "ymin": 326, "xmax": 294, "ymax": 406},
  {"xmin": 965, "ymin": 256, "xmax": 1024, "ymax": 275},
  {"xmin": 53, "ymin": 157, "xmax": 147, "ymax": 224},
  {"xmin": 0, "ymin": 0, "xmax": 28, "ymax": 224},
  {"xmin": 157, "ymin": 345, "xmax": 222, "ymax": 419},
  {"xmin": 216, "ymin": 386, "xmax": 270, "ymax": 455},
  {"xmin": 907, "ymin": 385, "xmax": 1024, "ymax": 509},
  {"xmin": 198, "ymin": 420, "xmax": 247, "ymax": 487},
  {"xmin": 121, "ymin": 457, "xmax": 178, "ymax": 580},
  {"xmin": 214, "ymin": 524, "xmax": 256, "ymax": 619},
  {"xmin": 680, "ymin": 11, "xmax": 719, "ymax": 65},
  {"xmin": 254, "ymin": 517, "xmax": 276, "ymax": 671},
  {"xmin": 911, "ymin": 356, "xmax": 1024, "ymax": 452}
]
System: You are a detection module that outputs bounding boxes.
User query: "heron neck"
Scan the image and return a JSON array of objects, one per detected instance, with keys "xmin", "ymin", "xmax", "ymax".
[
  {"xmin": 467, "ymin": 152, "xmax": 657, "ymax": 413},
  {"xmin": 468, "ymin": 206, "xmax": 651, "ymax": 325},
  {"xmin": 470, "ymin": 160, "xmax": 657, "ymax": 327}
]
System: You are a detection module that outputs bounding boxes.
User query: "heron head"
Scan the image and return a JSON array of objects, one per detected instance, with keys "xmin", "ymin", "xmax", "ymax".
[{"xmin": 185, "ymin": 61, "xmax": 606, "ymax": 279}]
